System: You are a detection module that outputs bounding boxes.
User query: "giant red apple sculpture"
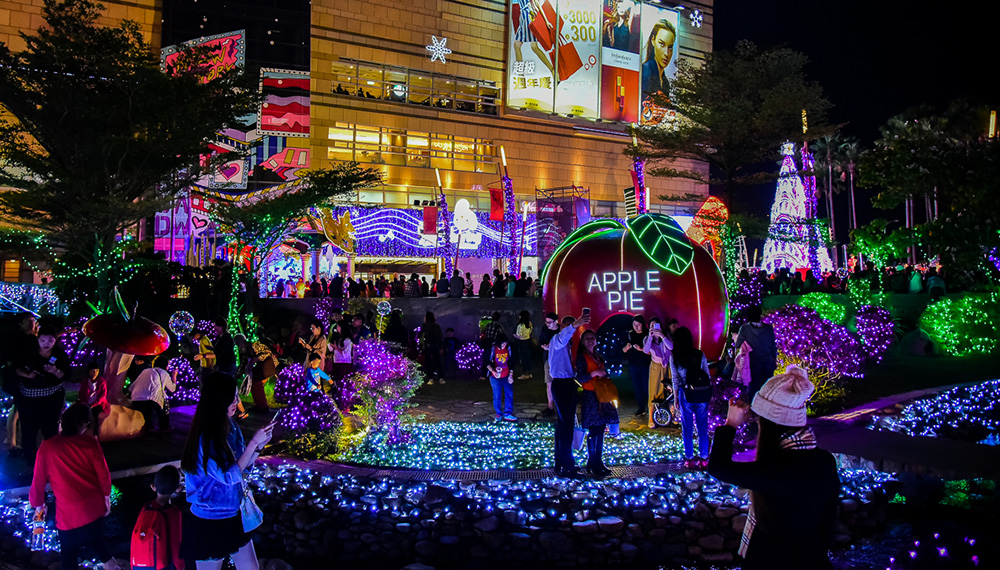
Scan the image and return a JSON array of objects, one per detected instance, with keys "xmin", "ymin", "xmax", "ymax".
[{"xmin": 542, "ymin": 214, "xmax": 729, "ymax": 359}]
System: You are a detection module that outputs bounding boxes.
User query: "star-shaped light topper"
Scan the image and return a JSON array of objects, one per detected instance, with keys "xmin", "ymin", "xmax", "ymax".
[{"xmin": 426, "ymin": 35, "xmax": 452, "ymax": 64}]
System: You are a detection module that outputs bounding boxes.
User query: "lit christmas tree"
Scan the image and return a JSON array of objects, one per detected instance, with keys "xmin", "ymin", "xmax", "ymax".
[{"xmin": 762, "ymin": 142, "xmax": 832, "ymax": 273}]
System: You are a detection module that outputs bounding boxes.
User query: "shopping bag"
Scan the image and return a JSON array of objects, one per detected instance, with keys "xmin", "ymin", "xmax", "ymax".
[
  {"xmin": 572, "ymin": 426, "xmax": 587, "ymax": 451},
  {"xmin": 557, "ymin": 38, "xmax": 583, "ymax": 81},
  {"xmin": 529, "ymin": 8, "xmax": 555, "ymax": 51}
]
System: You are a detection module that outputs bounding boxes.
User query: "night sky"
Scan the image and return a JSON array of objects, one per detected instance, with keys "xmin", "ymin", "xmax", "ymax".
[{"xmin": 711, "ymin": 0, "xmax": 999, "ymax": 244}]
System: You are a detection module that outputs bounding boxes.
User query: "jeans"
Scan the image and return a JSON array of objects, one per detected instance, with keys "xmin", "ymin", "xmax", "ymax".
[
  {"xmin": 132, "ymin": 400, "xmax": 169, "ymax": 430},
  {"xmin": 628, "ymin": 363, "xmax": 649, "ymax": 412},
  {"xmin": 59, "ymin": 517, "xmax": 113, "ymax": 570},
  {"xmin": 489, "ymin": 374, "xmax": 513, "ymax": 416},
  {"xmin": 551, "ymin": 377, "xmax": 578, "ymax": 470},
  {"xmin": 679, "ymin": 393, "xmax": 710, "ymax": 459},
  {"xmin": 586, "ymin": 426, "xmax": 605, "ymax": 469}
]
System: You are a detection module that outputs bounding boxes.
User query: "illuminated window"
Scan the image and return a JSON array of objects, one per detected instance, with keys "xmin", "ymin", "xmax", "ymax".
[
  {"xmin": 331, "ymin": 59, "xmax": 499, "ymax": 116},
  {"xmin": 2, "ymin": 259, "xmax": 21, "ymax": 283},
  {"xmin": 327, "ymin": 124, "xmax": 496, "ymax": 173}
]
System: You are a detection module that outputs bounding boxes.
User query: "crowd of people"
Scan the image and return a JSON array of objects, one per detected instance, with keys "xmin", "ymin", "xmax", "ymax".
[
  {"xmin": 2, "ymin": 293, "xmax": 845, "ymax": 569},
  {"xmin": 750, "ymin": 260, "xmax": 947, "ymax": 299},
  {"xmin": 268, "ymin": 268, "xmax": 541, "ymax": 299}
]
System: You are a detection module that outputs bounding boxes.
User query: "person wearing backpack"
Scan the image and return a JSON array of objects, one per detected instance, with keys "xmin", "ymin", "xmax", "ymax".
[
  {"xmin": 669, "ymin": 326, "xmax": 712, "ymax": 470},
  {"xmin": 131, "ymin": 465, "xmax": 184, "ymax": 570}
]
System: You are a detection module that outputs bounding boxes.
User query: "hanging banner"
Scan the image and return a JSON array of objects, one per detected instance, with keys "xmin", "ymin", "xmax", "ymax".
[
  {"xmin": 554, "ymin": 0, "xmax": 601, "ymax": 118},
  {"xmin": 490, "ymin": 188, "xmax": 505, "ymax": 221},
  {"xmin": 599, "ymin": 0, "xmax": 640, "ymax": 122},
  {"xmin": 508, "ymin": 0, "xmax": 557, "ymax": 113},
  {"xmin": 639, "ymin": 5, "xmax": 679, "ymax": 126},
  {"xmin": 423, "ymin": 207, "xmax": 438, "ymax": 234}
]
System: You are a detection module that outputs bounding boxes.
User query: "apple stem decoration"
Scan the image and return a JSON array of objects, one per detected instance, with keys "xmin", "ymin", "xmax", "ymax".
[
  {"xmin": 541, "ymin": 213, "xmax": 730, "ymax": 360},
  {"xmin": 82, "ymin": 288, "xmax": 171, "ymax": 405}
]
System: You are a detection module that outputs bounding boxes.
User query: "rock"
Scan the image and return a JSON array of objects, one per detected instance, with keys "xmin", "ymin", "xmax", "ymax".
[
  {"xmin": 396, "ymin": 523, "xmax": 411, "ymax": 533},
  {"xmin": 422, "ymin": 484, "xmax": 453, "ymax": 507},
  {"xmin": 714, "ymin": 507, "xmax": 740, "ymax": 518},
  {"xmin": 841, "ymin": 498, "xmax": 859, "ymax": 512},
  {"xmin": 597, "ymin": 516, "xmax": 625, "ymax": 533},
  {"xmin": 359, "ymin": 533, "xmax": 377, "ymax": 544},
  {"xmin": 627, "ymin": 523, "xmax": 643, "ymax": 538},
  {"xmin": 509, "ymin": 532, "xmax": 532, "ymax": 548},
  {"xmin": 503, "ymin": 510, "xmax": 522, "ymax": 525},
  {"xmin": 342, "ymin": 540, "xmax": 362, "ymax": 553},
  {"xmin": 474, "ymin": 515, "xmax": 501, "ymax": 532},
  {"xmin": 440, "ymin": 535, "xmax": 460, "ymax": 546},
  {"xmin": 668, "ymin": 516, "xmax": 683, "ymax": 525},
  {"xmin": 414, "ymin": 540, "xmax": 438, "ymax": 556},
  {"xmin": 401, "ymin": 564, "xmax": 437, "ymax": 570},
  {"xmin": 692, "ymin": 503, "xmax": 713, "ymax": 520},
  {"xmin": 573, "ymin": 520, "xmax": 599, "ymax": 533},
  {"xmin": 833, "ymin": 533, "xmax": 852, "ymax": 546},
  {"xmin": 688, "ymin": 545, "xmax": 702, "ymax": 556},
  {"xmin": 701, "ymin": 552, "xmax": 734, "ymax": 563},
  {"xmin": 470, "ymin": 544, "xmax": 490, "ymax": 558},
  {"xmin": 621, "ymin": 543, "xmax": 640, "ymax": 559},
  {"xmin": 631, "ymin": 509, "xmax": 655, "ymax": 521},
  {"xmin": 660, "ymin": 543, "xmax": 688, "ymax": 558},
  {"xmin": 539, "ymin": 531, "xmax": 572, "ymax": 554},
  {"xmin": 697, "ymin": 534, "xmax": 724, "ymax": 551},
  {"xmin": 260, "ymin": 560, "xmax": 296, "ymax": 570},
  {"xmin": 648, "ymin": 528, "xmax": 666, "ymax": 543},
  {"xmin": 731, "ymin": 514, "xmax": 748, "ymax": 533},
  {"xmin": 293, "ymin": 509, "xmax": 310, "ymax": 529}
]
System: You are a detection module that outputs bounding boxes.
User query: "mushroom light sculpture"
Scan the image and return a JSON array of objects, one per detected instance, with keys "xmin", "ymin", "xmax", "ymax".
[{"xmin": 82, "ymin": 291, "xmax": 171, "ymax": 440}]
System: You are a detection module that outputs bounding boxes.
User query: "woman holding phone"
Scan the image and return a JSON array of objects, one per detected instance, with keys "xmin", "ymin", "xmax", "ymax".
[
  {"xmin": 181, "ymin": 373, "xmax": 275, "ymax": 569},
  {"xmin": 15, "ymin": 325, "xmax": 69, "ymax": 467}
]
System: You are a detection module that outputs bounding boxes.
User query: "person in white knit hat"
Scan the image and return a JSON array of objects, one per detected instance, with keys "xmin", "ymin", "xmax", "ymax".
[{"xmin": 707, "ymin": 365, "xmax": 841, "ymax": 570}]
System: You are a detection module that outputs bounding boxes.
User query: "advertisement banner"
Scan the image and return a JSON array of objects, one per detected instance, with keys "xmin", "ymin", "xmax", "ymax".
[
  {"xmin": 508, "ymin": 0, "xmax": 557, "ymax": 113},
  {"xmin": 160, "ymin": 30, "xmax": 246, "ymax": 83},
  {"xmin": 554, "ymin": 0, "xmax": 601, "ymax": 118},
  {"xmin": 599, "ymin": 0, "xmax": 641, "ymax": 122},
  {"xmin": 639, "ymin": 5, "xmax": 679, "ymax": 126}
]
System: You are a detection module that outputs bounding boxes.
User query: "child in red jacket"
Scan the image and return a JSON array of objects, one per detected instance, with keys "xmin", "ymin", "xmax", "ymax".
[{"xmin": 131, "ymin": 465, "xmax": 184, "ymax": 569}]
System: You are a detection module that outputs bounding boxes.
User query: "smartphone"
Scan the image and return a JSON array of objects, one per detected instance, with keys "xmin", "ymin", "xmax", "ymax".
[
  {"xmin": 48, "ymin": 356, "xmax": 57, "ymax": 365},
  {"xmin": 651, "ymin": 322, "xmax": 661, "ymax": 331},
  {"xmin": 582, "ymin": 307, "xmax": 591, "ymax": 317},
  {"xmin": 269, "ymin": 408, "xmax": 284, "ymax": 426}
]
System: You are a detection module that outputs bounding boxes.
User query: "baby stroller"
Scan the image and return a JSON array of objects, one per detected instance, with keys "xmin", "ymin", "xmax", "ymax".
[{"xmin": 650, "ymin": 385, "xmax": 682, "ymax": 427}]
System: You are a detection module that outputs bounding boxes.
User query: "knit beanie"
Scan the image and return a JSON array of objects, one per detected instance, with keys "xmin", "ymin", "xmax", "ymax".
[{"xmin": 751, "ymin": 365, "xmax": 815, "ymax": 427}]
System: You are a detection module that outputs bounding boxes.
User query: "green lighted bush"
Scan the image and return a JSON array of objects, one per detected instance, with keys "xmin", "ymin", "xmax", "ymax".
[
  {"xmin": 797, "ymin": 293, "xmax": 848, "ymax": 324},
  {"xmin": 920, "ymin": 294, "xmax": 1000, "ymax": 356}
]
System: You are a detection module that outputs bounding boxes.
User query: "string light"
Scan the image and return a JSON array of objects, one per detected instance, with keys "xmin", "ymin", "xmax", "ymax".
[
  {"xmin": 165, "ymin": 356, "xmax": 200, "ymax": 404},
  {"xmin": 797, "ymin": 292, "xmax": 848, "ymax": 324},
  {"xmin": 763, "ymin": 305, "xmax": 866, "ymax": 380},
  {"xmin": 870, "ymin": 379, "xmax": 1000, "ymax": 444},
  {"xmin": 456, "ymin": 342, "xmax": 484, "ymax": 370},
  {"xmin": 331, "ymin": 421, "xmax": 685, "ymax": 470},
  {"xmin": 855, "ymin": 305, "xmax": 894, "ymax": 363},
  {"xmin": 920, "ymin": 294, "xmax": 1000, "ymax": 356}
]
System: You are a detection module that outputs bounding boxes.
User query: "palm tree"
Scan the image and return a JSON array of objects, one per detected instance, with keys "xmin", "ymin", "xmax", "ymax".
[
  {"xmin": 811, "ymin": 135, "xmax": 845, "ymax": 266},
  {"xmin": 840, "ymin": 138, "xmax": 862, "ymax": 232}
]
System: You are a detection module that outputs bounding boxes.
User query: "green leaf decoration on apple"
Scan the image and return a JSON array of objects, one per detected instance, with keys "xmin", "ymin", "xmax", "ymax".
[
  {"xmin": 542, "ymin": 213, "xmax": 729, "ymax": 360},
  {"xmin": 625, "ymin": 214, "xmax": 695, "ymax": 275}
]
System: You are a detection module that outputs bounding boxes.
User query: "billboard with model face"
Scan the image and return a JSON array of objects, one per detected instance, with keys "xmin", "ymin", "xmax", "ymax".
[{"xmin": 506, "ymin": 1, "xmax": 679, "ymax": 124}]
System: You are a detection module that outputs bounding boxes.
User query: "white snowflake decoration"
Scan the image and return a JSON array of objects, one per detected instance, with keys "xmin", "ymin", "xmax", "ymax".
[
  {"xmin": 426, "ymin": 36, "xmax": 452, "ymax": 64},
  {"xmin": 780, "ymin": 141, "xmax": 796, "ymax": 156},
  {"xmin": 689, "ymin": 10, "xmax": 703, "ymax": 28}
]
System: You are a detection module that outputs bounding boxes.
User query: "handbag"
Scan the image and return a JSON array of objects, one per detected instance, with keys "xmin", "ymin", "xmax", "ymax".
[
  {"xmin": 240, "ymin": 479, "xmax": 264, "ymax": 533},
  {"xmin": 572, "ymin": 425, "xmax": 587, "ymax": 451},
  {"xmin": 590, "ymin": 375, "xmax": 619, "ymax": 404},
  {"xmin": 734, "ymin": 343, "xmax": 753, "ymax": 386}
]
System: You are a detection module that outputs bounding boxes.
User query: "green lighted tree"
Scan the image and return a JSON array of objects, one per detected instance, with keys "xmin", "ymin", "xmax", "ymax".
[
  {"xmin": 0, "ymin": 0, "xmax": 261, "ymax": 309},
  {"xmin": 628, "ymin": 41, "xmax": 833, "ymax": 208},
  {"xmin": 211, "ymin": 163, "xmax": 382, "ymax": 332}
]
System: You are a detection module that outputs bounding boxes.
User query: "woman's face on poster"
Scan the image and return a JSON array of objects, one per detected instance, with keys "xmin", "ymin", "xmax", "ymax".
[{"xmin": 653, "ymin": 28, "xmax": 675, "ymax": 71}]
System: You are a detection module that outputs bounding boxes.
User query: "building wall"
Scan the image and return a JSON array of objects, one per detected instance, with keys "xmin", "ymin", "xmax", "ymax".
[
  {"xmin": 0, "ymin": 0, "xmax": 162, "ymax": 51},
  {"xmin": 310, "ymin": 0, "xmax": 714, "ymax": 208}
]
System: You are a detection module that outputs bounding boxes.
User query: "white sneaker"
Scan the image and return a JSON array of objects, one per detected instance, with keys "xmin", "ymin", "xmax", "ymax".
[{"xmin": 438, "ymin": 378, "xmax": 447, "ymax": 384}]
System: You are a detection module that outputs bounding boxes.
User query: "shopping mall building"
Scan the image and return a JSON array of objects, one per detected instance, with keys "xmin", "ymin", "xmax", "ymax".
[{"xmin": 1, "ymin": 0, "xmax": 713, "ymax": 286}]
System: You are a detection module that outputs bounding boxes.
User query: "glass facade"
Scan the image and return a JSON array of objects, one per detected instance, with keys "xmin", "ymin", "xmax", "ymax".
[
  {"xmin": 331, "ymin": 59, "xmax": 499, "ymax": 116},
  {"xmin": 327, "ymin": 123, "xmax": 497, "ymax": 173}
]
